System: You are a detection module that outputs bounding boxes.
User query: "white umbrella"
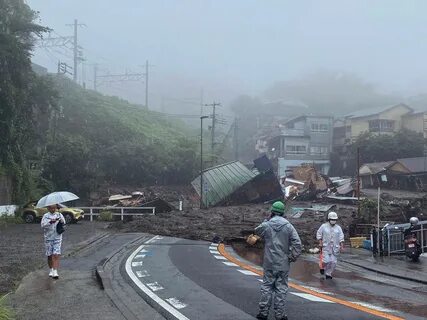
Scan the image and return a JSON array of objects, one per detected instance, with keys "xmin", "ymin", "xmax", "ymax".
[{"xmin": 36, "ymin": 191, "xmax": 79, "ymax": 208}]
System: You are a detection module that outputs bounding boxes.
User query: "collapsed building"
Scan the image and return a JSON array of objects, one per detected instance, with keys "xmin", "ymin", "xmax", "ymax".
[
  {"xmin": 360, "ymin": 157, "xmax": 427, "ymax": 191},
  {"xmin": 191, "ymin": 157, "xmax": 283, "ymax": 208}
]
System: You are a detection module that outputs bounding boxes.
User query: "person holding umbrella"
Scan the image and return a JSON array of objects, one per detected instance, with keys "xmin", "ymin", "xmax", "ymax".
[
  {"xmin": 38, "ymin": 191, "xmax": 79, "ymax": 279},
  {"xmin": 41, "ymin": 204, "xmax": 66, "ymax": 279}
]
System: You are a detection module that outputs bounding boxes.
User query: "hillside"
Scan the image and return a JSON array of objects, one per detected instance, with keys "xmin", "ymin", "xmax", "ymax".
[{"xmin": 39, "ymin": 76, "xmax": 199, "ymax": 198}]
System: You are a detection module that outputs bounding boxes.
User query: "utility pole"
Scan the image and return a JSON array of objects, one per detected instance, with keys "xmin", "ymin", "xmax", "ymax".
[
  {"xmin": 93, "ymin": 64, "xmax": 98, "ymax": 91},
  {"xmin": 200, "ymin": 88, "xmax": 204, "ymax": 116},
  {"xmin": 72, "ymin": 19, "xmax": 78, "ymax": 82},
  {"xmin": 66, "ymin": 19, "xmax": 86, "ymax": 82},
  {"xmin": 234, "ymin": 117, "xmax": 239, "ymax": 160},
  {"xmin": 200, "ymin": 115, "xmax": 209, "ymax": 209},
  {"xmin": 204, "ymin": 101, "xmax": 221, "ymax": 159},
  {"xmin": 145, "ymin": 60, "xmax": 149, "ymax": 109},
  {"xmin": 357, "ymin": 147, "xmax": 361, "ymax": 216}
]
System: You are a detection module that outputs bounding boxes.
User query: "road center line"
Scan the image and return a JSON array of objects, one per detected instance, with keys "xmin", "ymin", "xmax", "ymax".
[{"xmin": 217, "ymin": 244, "xmax": 403, "ymax": 320}]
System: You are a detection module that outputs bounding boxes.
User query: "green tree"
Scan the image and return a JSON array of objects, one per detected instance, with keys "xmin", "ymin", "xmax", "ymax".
[
  {"xmin": 0, "ymin": 0, "xmax": 52, "ymax": 201},
  {"xmin": 335, "ymin": 129, "xmax": 425, "ymax": 175}
]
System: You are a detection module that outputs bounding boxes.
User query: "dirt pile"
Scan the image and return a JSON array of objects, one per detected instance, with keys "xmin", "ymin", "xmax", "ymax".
[
  {"xmin": 110, "ymin": 203, "xmax": 359, "ymax": 250},
  {"xmin": 89, "ymin": 185, "xmax": 199, "ymax": 208}
]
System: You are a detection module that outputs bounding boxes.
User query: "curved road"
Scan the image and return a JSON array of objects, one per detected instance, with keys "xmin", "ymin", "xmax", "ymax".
[{"xmin": 123, "ymin": 236, "xmax": 412, "ymax": 320}]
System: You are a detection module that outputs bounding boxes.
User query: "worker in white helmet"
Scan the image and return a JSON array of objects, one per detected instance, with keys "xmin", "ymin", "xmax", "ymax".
[{"xmin": 316, "ymin": 211, "xmax": 344, "ymax": 279}]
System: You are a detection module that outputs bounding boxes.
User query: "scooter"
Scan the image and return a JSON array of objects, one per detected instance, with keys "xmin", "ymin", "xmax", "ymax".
[{"xmin": 404, "ymin": 234, "xmax": 422, "ymax": 262}]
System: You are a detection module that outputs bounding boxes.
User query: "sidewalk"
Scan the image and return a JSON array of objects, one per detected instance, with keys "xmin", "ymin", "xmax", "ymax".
[{"xmin": 340, "ymin": 248, "xmax": 427, "ymax": 285}]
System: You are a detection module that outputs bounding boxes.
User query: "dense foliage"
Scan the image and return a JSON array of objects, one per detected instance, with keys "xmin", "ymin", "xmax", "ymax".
[
  {"xmin": 0, "ymin": 0, "xmax": 199, "ymax": 202},
  {"xmin": 0, "ymin": 0, "xmax": 55, "ymax": 201},
  {"xmin": 330, "ymin": 129, "xmax": 425, "ymax": 176},
  {"xmin": 41, "ymin": 77, "xmax": 199, "ymax": 197}
]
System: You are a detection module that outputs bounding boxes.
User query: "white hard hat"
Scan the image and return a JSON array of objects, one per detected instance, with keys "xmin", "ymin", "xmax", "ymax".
[
  {"xmin": 328, "ymin": 212, "xmax": 338, "ymax": 220},
  {"xmin": 409, "ymin": 217, "xmax": 419, "ymax": 226}
]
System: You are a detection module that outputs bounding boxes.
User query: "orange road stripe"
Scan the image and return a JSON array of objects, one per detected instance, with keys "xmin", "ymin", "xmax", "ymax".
[{"xmin": 217, "ymin": 244, "xmax": 404, "ymax": 320}]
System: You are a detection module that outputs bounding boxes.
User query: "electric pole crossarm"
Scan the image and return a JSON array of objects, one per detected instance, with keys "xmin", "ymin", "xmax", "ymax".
[{"xmin": 37, "ymin": 36, "xmax": 74, "ymax": 48}]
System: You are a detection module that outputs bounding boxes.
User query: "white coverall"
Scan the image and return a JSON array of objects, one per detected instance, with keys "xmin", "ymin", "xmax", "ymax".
[{"xmin": 316, "ymin": 222, "xmax": 344, "ymax": 277}]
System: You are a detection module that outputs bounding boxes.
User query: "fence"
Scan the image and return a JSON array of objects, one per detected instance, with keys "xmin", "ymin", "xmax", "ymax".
[
  {"xmin": 79, "ymin": 207, "xmax": 156, "ymax": 222},
  {"xmin": 383, "ymin": 221, "xmax": 427, "ymax": 256}
]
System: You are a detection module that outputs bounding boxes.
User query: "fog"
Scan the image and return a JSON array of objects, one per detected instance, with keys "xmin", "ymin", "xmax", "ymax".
[{"xmin": 28, "ymin": 0, "xmax": 427, "ymax": 114}]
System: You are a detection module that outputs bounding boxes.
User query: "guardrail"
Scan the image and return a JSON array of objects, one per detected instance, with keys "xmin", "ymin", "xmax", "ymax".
[
  {"xmin": 383, "ymin": 221, "xmax": 427, "ymax": 255},
  {"xmin": 79, "ymin": 206, "xmax": 156, "ymax": 222}
]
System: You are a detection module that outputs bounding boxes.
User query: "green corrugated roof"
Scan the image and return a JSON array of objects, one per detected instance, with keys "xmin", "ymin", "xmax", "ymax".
[{"xmin": 191, "ymin": 161, "xmax": 257, "ymax": 207}]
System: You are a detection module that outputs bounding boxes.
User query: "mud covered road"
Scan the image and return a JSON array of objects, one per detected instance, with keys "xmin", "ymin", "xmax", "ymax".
[{"xmin": 0, "ymin": 222, "xmax": 109, "ymax": 295}]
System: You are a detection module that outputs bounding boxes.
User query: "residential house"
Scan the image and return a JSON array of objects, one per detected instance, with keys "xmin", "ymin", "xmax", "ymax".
[
  {"xmin": 397, "ymin": 157, "xmax": 427, "ymax": 174},
  {"xmin": 266, "ymin": 115, "xmax": 333, "ymax": 176},
  {"xmin": 337, "ymin": 103, "xmax": 413, "ymax": 143},
  {"xmin": 359, "ymin": 161, "xmax": 409, "ymax": 188},
  {"xmin": 402, "ymin": 111, "xmax": 427, "ymax": 138},
  {"xmin": 359, "ymin": 157, "xmax": 427, "ymax": 190},
  {"xmin": 332, "ymin": 104, "xmax": 414, "ymax": 174}
]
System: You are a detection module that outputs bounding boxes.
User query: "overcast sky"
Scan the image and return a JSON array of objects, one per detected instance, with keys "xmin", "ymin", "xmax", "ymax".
[{"xmin": 28, "ymin": 0, "xmax": 427, "ymax": 110}]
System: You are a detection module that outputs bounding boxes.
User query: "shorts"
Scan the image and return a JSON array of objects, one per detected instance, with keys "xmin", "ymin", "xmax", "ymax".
[{"xmin": 45, "ymin": 239, "xmax": 62, "ymax": 256}]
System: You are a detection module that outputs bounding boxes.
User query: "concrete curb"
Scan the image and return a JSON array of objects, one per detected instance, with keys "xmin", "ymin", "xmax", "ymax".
[
  {"xmin": 95, "ymin": 234, "xmax": 151, "ymax": 320},
  {"xmin": 65, "ymin": 232, "xmax": 110, "ymax": 258},
  {"xmin": 340, "ymin": 258, "xmax": 427, "ymax": 285}
]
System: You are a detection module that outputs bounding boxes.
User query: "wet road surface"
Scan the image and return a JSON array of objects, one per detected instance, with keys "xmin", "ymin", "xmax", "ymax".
[
  {"xmin": 233, "ymin": 241, "xmax": 427, "ymax": 319},
  {"xmin": 124, "ymin": 236, "xmax": 415, "ymax": 320}
]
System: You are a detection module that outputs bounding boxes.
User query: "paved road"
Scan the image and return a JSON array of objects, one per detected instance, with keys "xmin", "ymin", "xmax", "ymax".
[
  {"xmin": 9, "ymin": 233, "xmax": 163, "ymax": 320},
  {"xmin": 125, "ymin": 236, "xmax": 413, "ymax": 320}
]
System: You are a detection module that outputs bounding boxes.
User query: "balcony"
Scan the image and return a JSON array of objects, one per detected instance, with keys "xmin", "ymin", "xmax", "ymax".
[{"xmin": 280, "ymin": 128, "xmax": 305, "ymax": 136}]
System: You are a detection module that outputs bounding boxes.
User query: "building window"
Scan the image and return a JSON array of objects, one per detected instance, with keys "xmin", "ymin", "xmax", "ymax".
[
  {"xmin": 286, "ymin": 145, "xmax": 306, "ymax": 154},
  {"xmin": 310, "ymin": 146, "xmax": 329, "ymax": 155},
  {"xmin": 369, "ymin": 119, "xmax": 395, "ymax": 132},
  {"xmin": 311, "ymin": 123, "xmax": 329, "ymax": 132}
]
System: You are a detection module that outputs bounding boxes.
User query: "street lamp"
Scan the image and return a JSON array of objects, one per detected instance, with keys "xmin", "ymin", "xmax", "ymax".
[{"xmin": 200, "ymin": 115, "xmax": 209, "ymax": 209}]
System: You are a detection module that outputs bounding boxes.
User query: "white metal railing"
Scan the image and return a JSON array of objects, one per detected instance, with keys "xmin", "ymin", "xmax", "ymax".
[
  {"xmin": 383, "ymin": 221, "xmax": 427, "ymax": 255},
  {"xmin": 79, "ymin": 206, "xmax": 156, "ymax": 222}
]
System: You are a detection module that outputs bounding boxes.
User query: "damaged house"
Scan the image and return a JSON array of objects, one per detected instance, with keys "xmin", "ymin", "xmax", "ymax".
[
  {"xmin": 191, "ymin": 158, "xmax": 283, "ymax": 208},
  {"xmin": 360, "ymin": 157, "xmax": 427, "ymax": 191}
]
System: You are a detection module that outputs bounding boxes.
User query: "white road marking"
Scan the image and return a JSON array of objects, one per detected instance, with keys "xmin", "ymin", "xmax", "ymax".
[
  {"xmin": 156, "ymin": 236, "xmax": 164, "ymax": 240},
  {"xmin": 209, "ymin": 250, "xmax": 219, "ymax": 254},
  {"xmin": 135, "ymin": 254, "xmax": 146, "ymax": 259},
  {"xmin": 210, "ymin": 243, "xmax": 218, "ymax": 247},
  {"xmin": 139, "ymin": 249, "xmax": 149, "ymax": 254},
  {"xmin": 258, "ymin": 279, "xmax": 263, "ymax": 282},
  {"xmin": 213, "ymin": 255, "xmax": 227, "ymax": 260},
  {"xmin": 209, "ymin": 246, "xmax": 217, "ymax": 250},
  {"xmin": 237, "ymin": 269, "xmax": 258, "ymax": 276},
  {"xmin": 136, "ymin": 270, "xmax": 150, "ymax": 278},
  {"xmin": 222, "ymin": 261, "xmax": 238, "ymax": 267},
  {"xmin": 146, "ymin": 282, "xmax": 164, "ymax": 292},
  {"xmin": 125, "ymin": 236, "xmax": 190, "ymax": 320},
  {"xmin": 290, "ymin": 292, "xmax": 335, "ymax": 303},
  {"xmin": 132, "ymin": 261, "xmax": 143, "ymax": 267},
  {"xmin": 166, "ymin": 298, "xmax": 187, "ymax": 309}
]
